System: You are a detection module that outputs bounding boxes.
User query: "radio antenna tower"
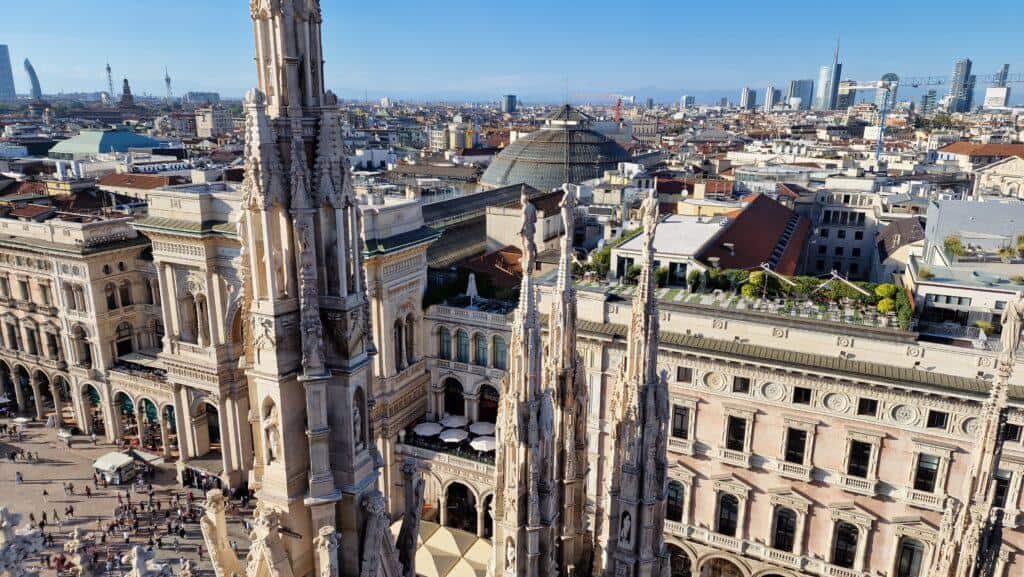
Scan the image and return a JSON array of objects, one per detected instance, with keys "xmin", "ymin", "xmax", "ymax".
[
  {"xmin": 106, "ymin": 62, "xmax": 114, "ymax": 99},
  {"xmin": 164, "ymin": 66, "xmax": 173, "ymax": 102}
]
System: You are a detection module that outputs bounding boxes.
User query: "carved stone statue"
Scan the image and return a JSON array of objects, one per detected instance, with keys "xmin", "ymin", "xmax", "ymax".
[
  {"xmin": 313, "ymin": 526, "xmax": 340, "ymax": 577},
  {"xmin": 999, "ymin": 293, "xmax": 1024, "ymax": 360},
  {"xmin": 396, "ymin": 463, "xmax": 424, "ymax": 577},
  {"xmin": 263, "ymin": 404, "xmax": 281, "ymax": 463},
  {"xmin": 619, "ymin": 512, "xmax": 632, "ymax": 545},
  {"xmin": 353, "ymin": 406, "xmax": 364, "ymax": 449}
]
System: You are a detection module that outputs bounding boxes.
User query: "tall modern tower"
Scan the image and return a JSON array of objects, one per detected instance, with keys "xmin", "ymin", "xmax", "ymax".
[
  {"xmin": 739, "ymin": 87, "xmax": 755, "ymax": 110},
  {"xmin": 948, "ymin": 58, "xmax": 974, "ymax": 113},
  {"xmin": 23, "ymin": 59, "xmax": 41, "ymax": 100},
  {"xmin": 787, "ymin": 79, "xmax": 814, "ymax": 110},
  {"xmin": 814, "ymin": 39, "xmax": 842, "ymax": 110},
  {"xmin": 994, "ymin": 64, "xmax": 1010, "ymax": 88},
  {"xmin": 0, "ymin": 45, "xmax": 15, "ymax": 103},
  {"xmin": 763, "ymin": 84, "xmax": 781, "ymax": 111},
  {"xmin": 501, "ymin": 94, "xmax": 517, "ymax": 114}
]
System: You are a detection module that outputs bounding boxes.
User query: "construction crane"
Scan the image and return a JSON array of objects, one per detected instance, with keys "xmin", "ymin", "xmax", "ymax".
[
  {"xmin": 105, "ymin": 62, "xmax": 114, "ymax": 101},
  {"xmin": 842, "ymin": 79, "xmax": 898, "ymax": 164},
  {"xmin": 899, "ymin": 72, "xmax": 1024, "ymax": 88}
]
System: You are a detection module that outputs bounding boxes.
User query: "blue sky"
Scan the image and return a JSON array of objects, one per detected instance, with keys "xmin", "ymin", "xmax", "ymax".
[{"xmin": 4, "ymin": 0, "xmax": 1023, "ymax": 103}]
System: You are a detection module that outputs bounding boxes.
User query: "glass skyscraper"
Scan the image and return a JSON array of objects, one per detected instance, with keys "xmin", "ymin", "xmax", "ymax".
[{"xmin": 0, "ymin": 45, "xmax": 16, "ymax": 103}]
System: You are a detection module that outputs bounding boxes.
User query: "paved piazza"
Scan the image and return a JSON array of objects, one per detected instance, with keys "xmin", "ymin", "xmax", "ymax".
[{"xmin": 0, "ymin": 422, "xmax": 249, "ymax": 576}]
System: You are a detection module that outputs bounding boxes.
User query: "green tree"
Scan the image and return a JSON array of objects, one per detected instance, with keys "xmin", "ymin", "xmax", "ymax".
[
  {"xmin": 687, "ymin": 270, "xmax": 702, "ymax": 292},
  {"xmin": 656, "ymin": 267, "xmax": 669, "ymax": 287},
  {"xmin": 626, "ymin": 264, "xmax": 643, "ymax": 284},
  {"xmin": 740, "ymin": 283, "xmax": 759, "ymax": 299},
  {"xmin": 876, "ymin": 298, "xmax": 896, "ymax": 314},
  {"xmin": 875, "ymin": 283, "xmax": 898, "ymax": 299}
]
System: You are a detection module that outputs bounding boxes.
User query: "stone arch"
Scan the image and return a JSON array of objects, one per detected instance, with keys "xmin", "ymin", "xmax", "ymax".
[
  {"xmin": 137, "ymin": 397, "xmax": 160, "ymax": 450},
  {"xmin": 80, "ymin": 383, "xmax": 106, "ymax": 435},
  {"xmin": 442, "ymin": 376, "xmax": 465, "ymax": 417},
  {"xmin": 52, "ymin": 374, "xmax": 74, "ymax": 427},
  {"xmin": 161, "ymin": 403, "xmax": 179, "ymax": 457},
  {"xmin": 443, "ymin": 480, "xmax": 478, "ymax": 534},
  {"xmin": 421, "ymin": 468, "xmax": 445, "ymax": 524},
  {"xmin": 695, "ymin": 553, "xmax": 751, "ymax": 577},
  {"xmin": 666, "ymin": 542, "xmax": 695, "ymax": 577},
  {"xmin": 751, "ymin": 571, "xmax": 800, "ymax": 577},
  {"xmin": 481, "ymin": 492, "xmax": 494, "ymax": 539},
  {"xmin": 0, "ymin": 360, "xmax": 14, "ymax": 407},
  {"xmin": 477, "ymin": 383, "xmax": 499, "ymax": 423},
  {"xmin": 113, "ymin": 390, "xmax": 137, "ymax": 440}
]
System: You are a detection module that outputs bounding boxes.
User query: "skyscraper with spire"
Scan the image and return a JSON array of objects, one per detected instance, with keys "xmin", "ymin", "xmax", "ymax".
[{"xmin": 814, "ymin": 39, "xmax": 842, "ymax": 110}]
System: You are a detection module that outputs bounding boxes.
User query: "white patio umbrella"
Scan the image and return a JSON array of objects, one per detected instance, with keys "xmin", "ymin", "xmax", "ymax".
[
  {"xmin": 13, "ymin": 417, "xmax": 31, "ymax": 425},
  {"xmin": 0, "ymin": 394, "xmax": 13, "ymax": 404},
  {"xmin": 413, "ymin": 422, "xmax": 443, "ymax": 437},
  {"xmin": 439, "ymin": 428, "xmax": 469, "ymax": 443},
  {"xmin": 440, "ymin": 415, "xmax": 468, "ymax": 428},
  {"xmin": 470, "ymin": 436, "xmax": 496, "ymax": 452},
  {"xmin": 468, "ymin": 422, "xmax": 495, "ymax": 436}
]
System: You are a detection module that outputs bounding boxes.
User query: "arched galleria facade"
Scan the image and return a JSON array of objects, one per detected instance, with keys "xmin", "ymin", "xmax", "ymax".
[{"xmin": 2, "ymin": 182, "xmax": 1023, "ymax": 577}]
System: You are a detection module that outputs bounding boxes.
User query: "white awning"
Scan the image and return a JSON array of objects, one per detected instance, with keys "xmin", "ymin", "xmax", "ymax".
[
  {"xmin": 468, "ymin": 422, "xmax": 494, "ymax": 436},
  {"xmin": 440, "ymin": 415, "xmax": 468, "ymax": 428},
  {"xmin": 414, "ymin": 422, "xmax": 444, "ymax": 437},
  {"xmin": 469, "ymin": 436, "xmax": 495, "ymax": 452},
  {"xmin": 439, "ymin": 429, "xmax": 468, "ymax": 443},
  {"xmin": 93, "ymin": 452, "xmax": 134, "ymax": 472}
]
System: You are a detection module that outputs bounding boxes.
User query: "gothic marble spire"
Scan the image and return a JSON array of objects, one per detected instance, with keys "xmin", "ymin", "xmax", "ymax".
[
  {"xmin": 223, "ymin": 3, "xmax": 406, "ymax": 577},
  {"xmin": 932, "ymin": 296, "xmax": 1024, "ymax": 577},
  {"xmin": 546, "ymin": 184, "xmax": 591, "ymax": 574},
  {"xmin": 601, "ymin": 190, "xmax": 671, "ymax": 577},
  {"xmin": 491, "ymin": 193, "xmax": 560, "ymax": 577}
]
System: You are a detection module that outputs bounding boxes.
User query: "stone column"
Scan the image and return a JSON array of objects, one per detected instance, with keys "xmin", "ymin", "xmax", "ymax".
[
  {"xmin": 160, "ymin": 416, "xmax": 171, "ymax": 457},
  {"xmin": 854, "ymin": 523, "xmax": 870, "ymax": 572},
  {"xmin": 439, "ymin": 492, "xmax": 448, "ymax": 527},
  {"xmin": 49, "ymin": 381, "xmax": 63, "ymax": 426},
  {"xmin": 794, "ymin": 513, "xmax": 807, "ymax": 556},
  {"xmin": 464, "ymin": 392, "xmax": 479, "ymax": 423},
  {"xmin": 30, "ymin": 377, "xmax": 45, "ymax": 421},
  {"xmin": 476, "ymin": 503, "xmax": 487, "ymax": 538},
  {"xmin": 12, "ymin": 369, "xmax": 25, "ymax": 412}
]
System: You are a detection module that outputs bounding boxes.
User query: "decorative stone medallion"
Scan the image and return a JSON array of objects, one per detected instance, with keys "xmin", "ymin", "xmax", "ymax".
[
  {"xmin": 703, "ymin": 372, "xmax": 727, "ymax": 392},
  {"xmin": 961, "ymin": 417, "xmax": 979, "ymax": 436},
  {"xmin": 823, "ymin": 392, "xmax": 851, "ymax": 413},
  {"xmin": 761, "ymin": 382, "xmax": 786, "ymax": 402},
  {"xmin": 891, "ymin": 404, "xmax": 920, "ymax": 426}
]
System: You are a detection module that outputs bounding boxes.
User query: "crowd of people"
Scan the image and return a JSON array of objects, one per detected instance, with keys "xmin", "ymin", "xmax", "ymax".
[{"xmin": 1, "ymin": 420, "xmax": 256, "ymax": 577}]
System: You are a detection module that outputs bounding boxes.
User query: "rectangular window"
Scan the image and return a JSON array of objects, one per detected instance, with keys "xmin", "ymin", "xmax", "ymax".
[
  {"xmin": 852, "ymin": 247, "xmax": 861, "ymax": 257},
  {"xmin": 834, "ymin": 246, "xmax": 844, "ymax": 256},
  {"xmin": 849, "ymin": 263, "xmax": 859, "ymax": 275},
  {"xmin": 993, "ymin": 471, "xmax": 1012, "ymax": 508},
  {"xmin": 913, "ymin": 454, "xmax": 940, "ymax": 493},
  {"xmin": 792, "ymin": 387, "xmax": 812, "ymax": 405},
  {"xmin": 726, "ymin": 416, "xmax": 747, "ymax": 452},
  {"xmin": 927, "ymin": 410, "xmax": 949, "ymax": 430},
  {"xmin": 854, "ymin": 231, "xmax": 864, "ymax": 240},
  {"xmin": 732, "ymin": 376, "xmax": 751, "ymax": 394},
  {"xmin": 1002, "ymin": 423, "xmax": 1023, "ymax": 443},
  {"xmin": 672, "ymin": 406, "xmax": 689, "ymax": 439},
  {"xmin": 820, "ymin": 228, "xmax": 829, "ymax": 238},
  {"xmin": 676, "ymin": 366, "xmax": 693, "ymax": 383},
  {"xmin": 18, "ymin": 280, "xmax": 30, "ymax": 301},
  {"xmin": 785, "ymin": 428, "xmax": 808, "ymax": 464},
  {"xmin": 847, "ymin": 439, "xmax": 873, "ymax": 478},
  {"xmin": 837, "ymin": 229, "xmax": 847, "ymax": 239},
  {"xmin": 818, "ymin": 245, "xmax": 827, "ymax": 255},
  {"xmin": 816, "ymin": 260, "xmax": 825, "ymax": 271},
  {"xmin": 857, "ymin": 398, "xmax": 878, "ymax": 416}
]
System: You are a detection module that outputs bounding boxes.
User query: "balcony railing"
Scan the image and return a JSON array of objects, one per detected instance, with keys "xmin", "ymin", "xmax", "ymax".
[
  {"xmin": 777, "ymin": 461, "xmax": 813, "ymax": 482},
  {"xmin": 401, "ymin": 429, "xmax": 495, "ymax": 465},
  {"xmin": 837, "ymin": 473, "xmax": 878, "ymax": 496},
  {"xmin": 718, "ymin": 447, "xmax": 752, "ymax": 467},
  {"xmin": 906, "ymin": 488, "xmax": 944, "ymax": 511}
]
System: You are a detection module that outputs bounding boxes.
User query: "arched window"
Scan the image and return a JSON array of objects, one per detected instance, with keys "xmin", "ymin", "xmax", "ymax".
[
  {"xmin": 115, "ymin": 322, "xmax": 133, "ymax": 357},
  {"xmin": 493, "ymin": 336, "xmax": 508, "ymax": 370},
  {"xmin": 443, "ymin": 378, "xmax": 464, "ymax": 416},
  {"xmin": 478, "ymin": 384, "xmax": 499, "ymax": 423},
  {"xmin": 771, "ymin": 507, "xmax": 798, "ymax": 552},
  {"xmin": 405, "ymin": 313, "xmax": 416, "ymax": 365},
  {"xmin": 180, "ymin": 294, "xmax": 198, "ymax": 344},
  {"xmin": 666, "ymin": 481, "xmax": 685, "ymax": 522},
  {"xmin": 142, "ymin": 279, "xmax": 154, "ymax": 305},
  {"xmin": 394, "ymin": 320, "xmax": 406, "ymax": 372},
  {"xmin": 456, "ymin": 330, "xmax": 470, "ymax": 363},
  {"xmin": 831, "ymin": 522, "xmax": 859, "ymax": 569},
  {"xmin": 105, "ymin": 283, "xmax": 118, "ymax": 310},
  {"xmin": 119, "ymin": 281, "xmax": 133, "ymax": 306},
  {"xmin": 895, "ymin": 538, "xmax": 924, "ymax": 577},
  {"xmin": 716, "ymin": 493, "xmax": 739, "ymax": 537},
  {"xmin": 474, "ymin": 333, "xmax": 488, "ymax": 366},
  {"xmin": 438, "ymin": 327, "xmax": 451, "ymax": 360}
]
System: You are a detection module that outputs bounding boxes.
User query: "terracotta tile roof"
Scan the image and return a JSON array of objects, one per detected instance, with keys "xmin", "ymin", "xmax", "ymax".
[
  {"xmin": 697, "ymin": 193, "xmax": 810, "ymax": 275},
  {"xmin": 98, "ymin": 173, "xmax": 186, "ymax": 190},
  {"xmin": 458, "ymin": 245, "xmax": 523, "ymax": 290},
  {"xmin": 509, "ymin": 190, "xmax": 564, "ymax": 215},
  {"xmin": 8, "ymin": 203, "xmax": 54, "ymax": 220},
  {"xmin": 0, "ymin": 181, "xmax": 47, "ymax": 198},
  {"xmin": 938, "ymin": 142, "xmax": 1024, "ymax": 158},
  {"xmin": 776, "ymin": 182, "xmax": 814, "ymax": 198}
]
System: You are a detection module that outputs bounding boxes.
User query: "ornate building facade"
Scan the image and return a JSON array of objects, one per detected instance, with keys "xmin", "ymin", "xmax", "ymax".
[{"xmin": 4, "ymin": 3, "xmax": 1024, "ymax": 577}]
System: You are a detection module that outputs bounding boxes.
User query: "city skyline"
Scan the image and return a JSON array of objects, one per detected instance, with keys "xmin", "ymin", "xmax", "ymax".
[{"xmin": 2, "ymin": 0, "xmax": 1023, "ymax": 103}]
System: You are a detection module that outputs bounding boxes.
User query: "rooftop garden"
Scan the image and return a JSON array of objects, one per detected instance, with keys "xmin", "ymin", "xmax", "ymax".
[{"xmin": 579, "ymin": 268, "xmax": 915, "ymax": 330}]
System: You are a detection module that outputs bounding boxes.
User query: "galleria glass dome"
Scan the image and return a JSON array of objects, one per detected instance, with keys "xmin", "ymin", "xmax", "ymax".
[{"xmin": 480, "ymin": 105, "xmax": 632, "ymax": 191}]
